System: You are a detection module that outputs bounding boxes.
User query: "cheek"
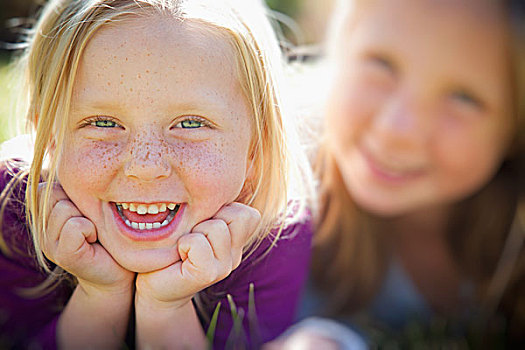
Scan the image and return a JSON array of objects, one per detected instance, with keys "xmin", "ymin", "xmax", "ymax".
[
  {"xmin": 432, "ymin": 120, "xmax": 505, "ymax": 195},
  {"xmin": 325, "ymin": 78, "xmax": 372, "ymax": 150},
  {"xmin": 58, "ymin": 139, "xmax": 122, "ymax": 193},
  {"xmin": 171, "ymin": 138, "xmax": 248, "ymax": 203}
]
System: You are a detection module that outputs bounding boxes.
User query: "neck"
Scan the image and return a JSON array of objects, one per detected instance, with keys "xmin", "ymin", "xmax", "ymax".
[
  {"xmin": 383, "ymin": 204, "xmax": 453, "ymax": 242},
  {"xmin": 380, "ymin": 205, "xmax": 465, "ymax": 314}
]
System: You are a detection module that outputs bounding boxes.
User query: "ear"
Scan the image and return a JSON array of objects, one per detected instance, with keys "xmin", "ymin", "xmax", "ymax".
[
  {"xmin": 50, "ymin": 137, "xmax": 57, "ymax": 152},
  {"xmin": 46, "ymin": 131, "xmax": 62, "ymax": 168},
  {"xmin": 48, "ymin": 135, "xmax": 57, "ymax": 158}
]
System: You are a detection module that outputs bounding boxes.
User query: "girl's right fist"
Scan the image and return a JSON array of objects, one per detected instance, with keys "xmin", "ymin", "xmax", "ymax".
[{"xmin": 40, "ymin": 183, "xmax": 135, "ymax": 293}]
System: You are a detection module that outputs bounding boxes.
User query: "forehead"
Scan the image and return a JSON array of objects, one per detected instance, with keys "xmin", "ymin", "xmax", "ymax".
[
  {"xmin": 73, "ymin": 14, "xmax": 243, "ymax": 110},
  {"xmin": 344, "ymin": 0, "xmax": 511, "ymax": 101},
  {"xmin": 348, "ymin": 0, "xmax": 508, "ymax": 54}
]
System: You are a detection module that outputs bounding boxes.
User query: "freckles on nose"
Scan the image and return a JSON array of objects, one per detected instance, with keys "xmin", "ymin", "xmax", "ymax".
[{"xmin": 124, "ymin": 136, "xmax": 171, "ymax": 179}]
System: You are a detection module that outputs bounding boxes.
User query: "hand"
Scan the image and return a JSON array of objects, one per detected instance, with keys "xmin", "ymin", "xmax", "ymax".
[
  {"xmin": 263, "ymin": 318, "xmax": 368, "ymax": 350},
  {"xmin": 135, "ymin": 202, "xmax": 261, "ymax": 308},
  {"xmin": 40, "ymin": 183, "xmax": 135, "ymax": 296},
  {"xmin": 263, "ymin": 331, "xmax": 341, "ymax": 350}
]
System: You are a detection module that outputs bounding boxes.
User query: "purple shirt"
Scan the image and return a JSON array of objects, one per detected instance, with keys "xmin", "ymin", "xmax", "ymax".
[{"xmin": 0, "ymin": 160, "xmax": 312, "ymax": 349}]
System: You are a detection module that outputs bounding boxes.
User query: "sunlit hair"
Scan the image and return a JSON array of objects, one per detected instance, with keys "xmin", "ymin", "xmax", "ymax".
[
  {"xmin": 0, "ymin": 0, "xmax": 314, "ymax": 286},
  {"xmin": 312, "ymin": 0, "xmax": 525, "ymax": 341}
]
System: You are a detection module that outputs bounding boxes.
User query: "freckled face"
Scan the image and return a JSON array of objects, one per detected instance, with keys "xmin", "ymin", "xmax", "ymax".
[
  {"xmin": 327, "ymin": 0, "xmax": 514, "ymax": 216},
  {"xmin": 56, "ymin": 17, "xmax": 253, "ymax": 272}
]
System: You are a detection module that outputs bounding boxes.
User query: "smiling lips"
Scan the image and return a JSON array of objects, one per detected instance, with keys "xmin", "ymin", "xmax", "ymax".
[
  {"xmin": 360, "ymin": 147, "xmax": 426, "ymax": 183},
  {"xmin": 114, "ymin": 202, "xmax": 181, "ymax": 230}
]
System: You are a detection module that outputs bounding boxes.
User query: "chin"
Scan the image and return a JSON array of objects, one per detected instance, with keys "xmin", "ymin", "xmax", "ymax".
[
  {"xmin": 362, "ymin": 204, "xmax": 405, "ymax": 218},
  {"xmin": 352, "ymin": 191, "xmax": 410, "ymax": 218},
  {"xmin": 113, "ymin": 249, "xmax": 180, "ymax": 273}
]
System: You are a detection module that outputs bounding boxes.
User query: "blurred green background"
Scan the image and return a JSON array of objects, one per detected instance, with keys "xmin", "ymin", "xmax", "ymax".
[
  {"xmin": 0, "ymin": 0, "xmax": 333, "ymax": 143},
  {"xmin": 0, "ymin": 62, "xmax": 11, "ymax": 143}
]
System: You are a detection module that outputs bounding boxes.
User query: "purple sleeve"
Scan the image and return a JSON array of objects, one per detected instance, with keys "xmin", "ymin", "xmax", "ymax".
[
  {"xmin": 199, "ymin": 216, "xmax": 313, "ymax": 349},
  {"xmin": 0, "ymin": 160, "xmax": 72, "ymax": 349}
]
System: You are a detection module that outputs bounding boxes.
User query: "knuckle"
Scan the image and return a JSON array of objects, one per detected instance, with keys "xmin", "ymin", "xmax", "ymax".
[
  {"xmin": 228, "ymin": 202, "xmax": 244, "ymax": 210},
  {"xmin": 247, "ymin": 206, "xmax": 261, "ymax": 222},
  {"xmin": 215, "ymin": 219, "xmax": 229, "ymax": 233},
  {"xmin": 206, "ymin": 219, "xmax": 229, "ymax": 232},
  {"xmin": 232, "ymin": 253, "xmax": 242, "ymax": 270},
  {"xmin": 192, "ymin": 232, "xmax": 206, "ymax": 243},
  {"xmin": 211, "ymin": 259, "xmax": 232, "ymax": 280},
  {"xmin": 64, "ymin": 216, "xmax": 92, "ymax": 233},
  {"xmin": 183, "ymin": 232, "xmax": 204, "ymax": 247},
  {"xmin": 225, "ymin": 260, "xmax": 233, "ymax": 275},
  {"xmin": 200, "ymin": 266, "xmax": 217, "ymax": 283},
  {"xmin": 219, "ymin": 264, "xmax": 232, "ymax": 280},
  {"xmin": 192, "ymin": 221, "xmax": 209, "ymax": 234},
  {"xmin": 53, "ymin": 199, "xmax": 74, "ymax": 213},
  {"xmin": 39, "ymin": 182, "xmax": 65, "ymax": 200}
]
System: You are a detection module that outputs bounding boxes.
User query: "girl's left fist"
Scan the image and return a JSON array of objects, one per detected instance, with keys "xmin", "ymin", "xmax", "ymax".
[{"xmin": 136, "ymin": 202, "xmax": 261, "ymax": 307}]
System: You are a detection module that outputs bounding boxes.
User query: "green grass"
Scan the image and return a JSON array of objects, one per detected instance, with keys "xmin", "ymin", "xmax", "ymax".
[{"xmin": 0, "ymin": 58, "xmax": 18, "ymax": 144}]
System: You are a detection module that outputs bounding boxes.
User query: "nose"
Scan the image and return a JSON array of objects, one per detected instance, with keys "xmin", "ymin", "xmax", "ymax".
[
  {"xmin": 373, "ymin": 89, "xmax": 427, "ymax": 148},
  {"xmin": 123, "ymin": 132, "xmax": 171, "ymax": 182}
]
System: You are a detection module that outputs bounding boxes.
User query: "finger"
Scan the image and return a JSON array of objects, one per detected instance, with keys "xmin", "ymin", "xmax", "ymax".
[
  {"xmin": 46, "ymin": 199, "xmax": 83, "ymax": 244},
  {"xmin": 191, "ymin": 219, "xmax": 230, "ymax": 261},
  {"xmin": 38, "ymin": 182, "xmax": 69, "ymax": 215},
  {"xmin": 54, "ymin": 217, "xmax": 97, "ymax": 268},
  {"xmin": 213, "ymin": 203, "xmax": 261, "ymax": 250},
  {"xmin": 177, "ymin": 233, "xmax": 217, "ymax": 280}
]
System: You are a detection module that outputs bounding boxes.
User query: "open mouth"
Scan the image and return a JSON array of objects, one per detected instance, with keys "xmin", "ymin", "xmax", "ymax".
[{"xmin": 114, "ymin": 202, "xmax": 181, "ymax": 230}]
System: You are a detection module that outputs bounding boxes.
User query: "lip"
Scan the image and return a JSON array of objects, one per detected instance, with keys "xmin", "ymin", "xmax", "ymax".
[
  {"xmin": 111, "ymin": 202, "xmax": 185, "ymax": 242},
  {"xmin": 360, "ymin": 146, "xmax": 425, "ymax": 184}
]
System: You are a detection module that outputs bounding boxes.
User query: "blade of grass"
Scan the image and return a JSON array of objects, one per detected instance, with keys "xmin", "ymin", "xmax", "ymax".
[
  {"xmin": 248, "ymin": 283, "xmax": 262, "ymax": 348},
  {"xmin": 225, "ymin": 294, "xmax": 248, "ymax": 349},
  {"xmin": 227, "ymin": 294, "xmax": 238, "ymax": 320},
  {"xmin": 206, "ymin": 301, "xmax": 221, "ymax": 348}
]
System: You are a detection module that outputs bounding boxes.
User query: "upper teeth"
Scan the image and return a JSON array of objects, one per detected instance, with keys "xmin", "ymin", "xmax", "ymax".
[{"xmin": 118, "ymin": 202, "xmax": 177, "ymax": 214}]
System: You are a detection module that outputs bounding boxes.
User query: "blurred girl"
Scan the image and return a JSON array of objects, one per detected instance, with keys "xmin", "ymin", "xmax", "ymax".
[
  {"xmin": 280, "ymin": 0, "xmax": 524, "ymax": 347},
  {"xmin": 0, "ymin": 0, "xmax": 314, "ymax": 348}
]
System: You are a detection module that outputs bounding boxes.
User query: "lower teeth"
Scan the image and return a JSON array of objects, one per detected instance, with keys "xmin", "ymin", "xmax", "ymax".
[
  {"xmin": 116, "ymin": 204, "xmax": 179, "ymax": 230},
  {"xmin": 126, "ymin": 220, "xmax": 166, "ymax": 230}
]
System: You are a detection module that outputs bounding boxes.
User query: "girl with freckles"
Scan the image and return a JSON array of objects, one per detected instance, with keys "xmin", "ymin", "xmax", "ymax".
[{"xmin": 0, "ymin": 0, "xmax": 314, "ymax": 349}]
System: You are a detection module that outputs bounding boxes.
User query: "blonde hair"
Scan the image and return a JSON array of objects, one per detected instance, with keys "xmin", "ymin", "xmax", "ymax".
[
  {"xmin": 0, "ymin": 0, "xmax": 314, "ymax": 285},
  {"xmin": 312, "ymin": 0, "xmax": 525, "ymax": 340}
]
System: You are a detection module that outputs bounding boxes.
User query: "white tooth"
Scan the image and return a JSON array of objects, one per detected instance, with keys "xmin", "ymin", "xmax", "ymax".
[
  {"xmin": 139, "ymin": 222, "xmax": 146, "ymax": 230},
  {"xmin": 161, "ymin": 219, "xmax": 168, "ymax": 227},
  {"xmin": 147, "ymin": 204, "xmax": 159, "ymax": 214},
  {"xmin": 122, "ymin": 203, "xmax": 129, "ymax": 210},
  {"xmin": 129, "ymin": 203, "xmax": 137, "ymax": 212},
  {"xmin": 146, "ymin": 223, "xmax": 153, "ymax": 229},
  {"xmin": 167, "ymin": 203, "xmax": 176, "ymax": 210},
  {"xmin": 153, "ymin": 222, "xmax": 161, "ymax": 229},
  {"xmin": 159, "ymin": 203, "xmax": 167, "ymax": 212},
  {"xmin": 125, "ymin": 220, "xmax": 131, "ymax": 227},
  {"xmin": 137, "ymin": 204, "xmax": 148, "ymax": 215},
  {"xmin": 131, "ymin": 222, "xmax": 139, "ymax": 229}
]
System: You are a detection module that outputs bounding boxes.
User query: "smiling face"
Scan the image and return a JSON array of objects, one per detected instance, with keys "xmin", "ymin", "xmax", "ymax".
[
  {"xmin": 56, "ymin": 15, "xmax": 253, "ymax": 273},
  {"xmin": 326, "ymin": 0, "xmax": 515, "ymax": 216}
]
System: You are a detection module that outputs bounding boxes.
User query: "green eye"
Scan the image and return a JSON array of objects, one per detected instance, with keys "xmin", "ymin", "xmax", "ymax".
[
  {"xmin": 179, "ymin": 119, "xmax": 203, "ymax": 129},
  {"xmin": 91, "ymin": 120, "xmax": 118, "ymax": 128},
  {"xmin": 451, "ymin": 89, "xmax": 483, "ymax": 109}
]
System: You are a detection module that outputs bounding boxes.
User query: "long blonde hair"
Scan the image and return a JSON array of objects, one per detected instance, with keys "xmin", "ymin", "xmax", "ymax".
[
  {"xmin": 312, "ymin": 0, "xmax": 525, "ymax": 339},
  {"xmin": 0, "ymin": 0, "xmax": 314, "ymax": 283}
]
